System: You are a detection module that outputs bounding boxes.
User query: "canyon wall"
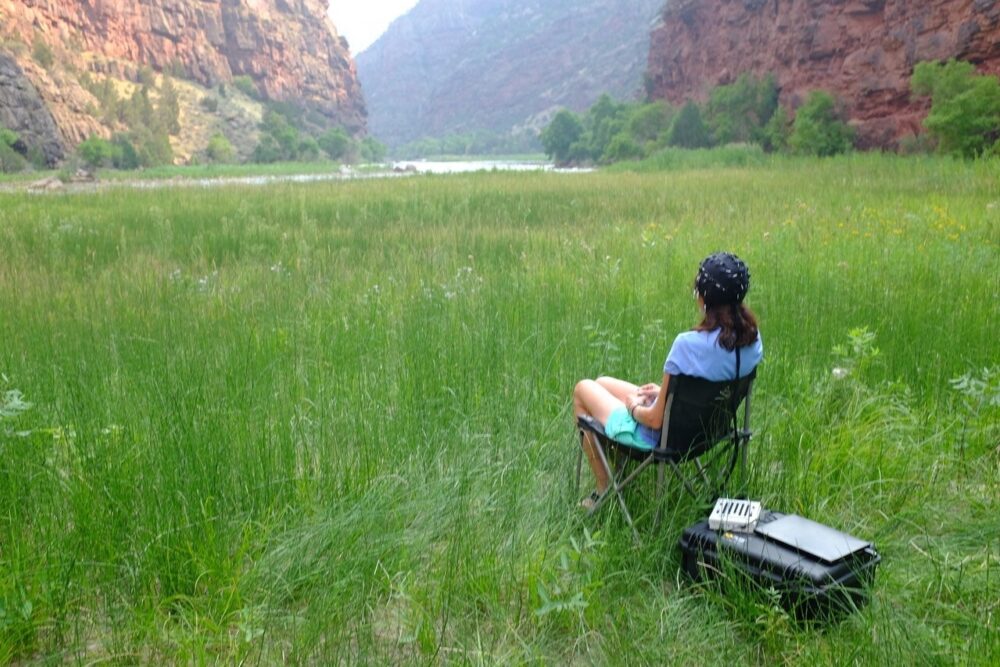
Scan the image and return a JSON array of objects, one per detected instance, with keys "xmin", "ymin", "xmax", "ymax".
[
  {"xmin": 646, "ymin": 0, "xmax": 1000, "ymax": 148},
  {"xmin": 0, "ymin": 0, "xmax": 365, "ymax": 162}
]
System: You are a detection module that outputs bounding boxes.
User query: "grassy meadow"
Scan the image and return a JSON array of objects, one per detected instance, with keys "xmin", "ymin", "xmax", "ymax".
[{"xmin": 0, "ymin": 154, "xmax": 997, "ymax": 663}]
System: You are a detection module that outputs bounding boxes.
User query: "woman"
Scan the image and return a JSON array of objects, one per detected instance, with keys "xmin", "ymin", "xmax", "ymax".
[{"xmin": 572, "ymin": 252, "xmax": 763, "ymax": 507}]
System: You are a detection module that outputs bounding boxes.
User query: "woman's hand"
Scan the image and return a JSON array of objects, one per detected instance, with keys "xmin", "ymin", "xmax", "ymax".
[{"xmin": 638, "ymin": 383, "xmax": 660, "ymax": 404}]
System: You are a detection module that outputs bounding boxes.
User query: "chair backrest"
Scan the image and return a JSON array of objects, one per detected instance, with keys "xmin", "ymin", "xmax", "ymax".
[{"xmin": 657, "ymin": 369, "xmax": 756, "ymax": 461}]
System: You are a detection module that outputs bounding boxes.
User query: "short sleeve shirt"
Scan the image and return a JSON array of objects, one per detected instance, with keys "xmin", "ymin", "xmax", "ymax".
[{"xmin": 664, "ymin": 329, "xmax": 763, "ymax": 380}]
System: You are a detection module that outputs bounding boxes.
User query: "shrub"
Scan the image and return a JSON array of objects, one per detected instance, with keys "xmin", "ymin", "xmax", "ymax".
[
  {"xmin": 157, "ymin": 77, "xmax": 181, "ymax": 135},
  {"xmin": 200, "ymin": 95, "xmax": 219, "ymax": 113},
  {"xmin": 911, "ymin": 59, "xmax": 1000, "ymax": 158},
  {"xmin": 111, "ymin": 134, "xmax": 141, "ymax": 169},
  {"xmin": 667, "ymin": 102, "xmax": 712, "ymax": 149},
  {"xmin": 205, "ymin": 133, "xmax": 235, "ymax": 163},
  {"xmin": 706, "ymin": 73, "xmax": 779, "ymax": 145},
  {"xmin": 602, "ymin": 133, "xmax": 644, "ymax": 162},
  {"xmin": 541, "ymin": 110, "xmax": 584, "ymax": 164},
  {"xmin": 136, "ymin": 66, "xmax": 157, "ymax": 87},
  {"xmin": 0, "ymin": 140, "xmax": 27, "ymax": 173},
  {"xmin": 77, "ymin": 135, "xmax": 115, "ymax": 169},
  {"xmin": 32, "ymin": 37, "xmax": 54, "ymax": 69},
  {"xmin": 318, "ymin": 128, "xmax": 351, "ymax": 161},
  {"xmin": 233, "ymin": 75, "xmax": 260, "ymax": 99},
  {"xmin": 623, "ymin": 101, "xmax": 673, "ymax": 147},
  {"xmin": 297, "ymin": 136, "xmax": 321, "ymax": 162},
  {"xmin": 359, "ymin": 137, "xmax": 386, "ymax": 163},
  {"xmin": 789, "ymin": 91, "xmax": 854, "ymax": 156},
  {"xmin": 760, "ymin": 105, "xmax": 791, "ymax": 153}
]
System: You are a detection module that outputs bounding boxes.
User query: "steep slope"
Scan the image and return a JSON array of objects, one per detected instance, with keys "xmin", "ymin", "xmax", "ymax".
[
  {"xmin": 357, "ymin": 0, "xmax": 663, "ymax": 148},
  {"xmin": 646, "ymin": 0, "xmax": 1000, "ymax": 149},
  {"xmin": 0, "ymin": 0, "xmax": 365, "ymax": 163}
]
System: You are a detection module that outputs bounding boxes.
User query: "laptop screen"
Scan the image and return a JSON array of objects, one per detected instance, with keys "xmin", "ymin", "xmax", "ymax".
[{"xmin": 756, "ymin": 514, "xmax": 870, "ymax": 563}]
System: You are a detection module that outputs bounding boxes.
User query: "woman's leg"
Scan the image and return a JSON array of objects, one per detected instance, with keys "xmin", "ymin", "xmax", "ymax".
[
  {"xmin": 595, "ymin": 376, "xmax": 639, "ymax": 403},
  {"xmin": 573, "ymin": 379, "xmax": 625, "ymax": 494}
]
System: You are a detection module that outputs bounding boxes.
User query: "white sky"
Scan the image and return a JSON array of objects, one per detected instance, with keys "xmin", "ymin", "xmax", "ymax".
[{"xmin": 328, "ymin": 1, "xmax": 420, "ymax": 55}]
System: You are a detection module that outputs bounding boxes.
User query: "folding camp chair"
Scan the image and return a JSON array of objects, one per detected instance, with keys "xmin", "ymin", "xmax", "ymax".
[{"xmin": 576, "ymin": 369, "xmax": 756, "ymax": 540}]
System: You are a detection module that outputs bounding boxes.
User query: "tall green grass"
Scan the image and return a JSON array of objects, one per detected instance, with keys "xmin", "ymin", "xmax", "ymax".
[{"xmin": 0, "ymin": 155, "xmax": 997, "ymax": 663}]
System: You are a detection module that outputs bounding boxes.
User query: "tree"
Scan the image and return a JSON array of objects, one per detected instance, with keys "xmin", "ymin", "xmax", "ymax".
[
  {"xmin": 360, "ymin": 137, "xmax": 386, "ymax": 163},
  {"xmin": 157, "ymin": 76, "xmax": 181, "ymax": 135},
  {"xmin": 111, "ymin": 134, "xmax": 141, "ymax": 169},
  {"xmin": 624, "ymin": 101, "xmax": 673, "ymax": 147},
  {"xmin": 318, "ymin": 128, "xmax": 351, "ymax": 160},
  {"xmin": 584, "ymin": 93, "xmax": 627, "ymax": 160},
  {"xmin": 541, "ymin": 109, "xmax": 584, "ymax": 164},
  {"xmin": 667, "ymin": 102, "xmax": 712, "ymax": 148},
  {"xmin": 602, "ymin": 132, "xmax": 644, "ymax": 162},
  {"xmin": 760, "ymin": 105, "xmax": 791, "ymax": 153},
  {"xmin": 77, "ymin": 135, "xmax": 115, "ymax": 168},
  {"xmin": 706, "ymin": 73, "xmax": 779, "ymax": 145},
  {"xmin": 206, "ymin": 133, "xmax": 235, "ymax": 163},
  {"xmin": 789, "ymin": 91, "xmax": 854, "ymax": 156},
  {"xmin": 912, "ymin": 59, "xmax": 1000, "ymax": 158},
  {"xmin": 0, "ymin": 127, "xmax": 27, "ymax": 173}
]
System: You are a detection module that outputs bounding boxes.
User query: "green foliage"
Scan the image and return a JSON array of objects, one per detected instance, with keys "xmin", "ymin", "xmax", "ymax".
[
  {"xmin": 601, "ymin": 132, "xmax": 643, "ymax": 162},
  {"xmin": 76, "ymin": 135, "xmax": 115, "ymax": 169},
  {"xmin": 540, "ymin": 109, "xmax": 584, "ymax": 164},
  {"xmin": 205, "ymin": 134, "xmax": 234, "ymax": 164},
  {"xmin": 0, "ymin": 140, "xmax": 27, "ymax": 174},
  {"xmin": 706, "ymin": 73, "xmax": 779, "ymax": 145},
  {"xmin": 232, "ymin": 75, "xmax": 260, "ymax": 100},
  {"xmin": 623, "ymin": 101, "xmax": 673, "ymax": 147},
  {"xmin": 111, "ymin": 134, "xmax": 141, "ymax": 170},
  {"xmin": 760, "ymin": 105, "xmax": 791, "ymax": 153},
  {"xmin": 359, "ymin": 137, "xmax": 387, "ymax": 163},
  {"xmin": 136, "ymin": 66, "xmax": 157, "ymax": 87},
  {"xmin": 199, "ymin": 95, "xmax": 219, "ymax": 113},
  {"xmin": 31, "ymin": 37, "xmax": 53, "ymax": 69},
  {"xmin": 317, "ymin": 128, "xmax": 351, "ymax": 161},
  {"xmin": 296, "ymin": 136, "xmax": 321, "ymax": 162},
  {"xmin": 911, "ymin": 59, "xmax": 1000, "ymax": 158},
  {"xmin": 789, "ymin": 91, "xmax": 854, "ymax": 156},
  {"xmin": 253, "ymin": 111, "xmax": 300, "ymax": 163},
  {"xmin": 583, "ymin": 94, "xmax": 627, "ymax": 162},
  {"xmin": 667, "ymin": 101, "xmax": 712, "ymax": 148},
  {"xmin": 157, "ymin": 76, "xmax": 181, "ymax": 135},
  {"xmin": 395, "ymin": 129, "xmax": 538, "ymax": 160}
]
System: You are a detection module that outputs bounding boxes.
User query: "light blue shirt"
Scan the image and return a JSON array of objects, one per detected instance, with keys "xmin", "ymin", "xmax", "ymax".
[
  {"xmin": 634, "ymin": 329, "xmax": 763, "ymax": 447},
  {"xmin": 663, "ymin": 329, "xmax": 763, "ymax": 380}
]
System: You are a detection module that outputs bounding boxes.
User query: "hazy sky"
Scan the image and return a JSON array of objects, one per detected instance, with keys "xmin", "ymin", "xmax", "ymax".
[{"xmin": 328, "ymin": 1, "xmax": 420, "ymax": 55}]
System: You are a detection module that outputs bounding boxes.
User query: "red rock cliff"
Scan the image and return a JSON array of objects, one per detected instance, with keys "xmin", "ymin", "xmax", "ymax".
[
  {"xmin": 646, "ymin": 0, "xmax": 1000, "ymax": 148},
  {"xmin": 0, "ymin": 0, "xmax": 365, "ymax": 160}
]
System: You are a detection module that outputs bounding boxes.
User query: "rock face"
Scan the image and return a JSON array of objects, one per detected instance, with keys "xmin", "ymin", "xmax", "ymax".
[
  {"xmin": 0, "ymin": 0, "xmax": 365, "ymax": 162},
  {"xmin": 646, "ymin": 0, "xmax": 1000, "ymax": 148},
  {"xmin": 358, "ymin": 0, "xmax": 663, "ymax": 148}
]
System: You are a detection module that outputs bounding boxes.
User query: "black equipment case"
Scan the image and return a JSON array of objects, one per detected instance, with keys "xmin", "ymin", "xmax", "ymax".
[{"xmin": 679, "ymin": 510, "xmax": 881, "ymax": 617}]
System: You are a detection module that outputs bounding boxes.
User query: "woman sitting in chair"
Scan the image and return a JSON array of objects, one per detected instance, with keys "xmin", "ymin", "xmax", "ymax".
[{"xmin": 572, "ymin": 252, "xmax": 763, "ymax": 508}]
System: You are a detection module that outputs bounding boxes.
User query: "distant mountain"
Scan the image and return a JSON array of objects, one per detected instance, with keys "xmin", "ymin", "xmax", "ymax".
[
  {"xmin": 357, "ymin": 0, "xmax": 663, "ymax": 148},
  {"xmin": 0, "ymin": 0, "xmax": 364, "ymax": 164},
  {"xmin": 646, "ymin": 0, "xmax": 1000, "ymax": 149}
]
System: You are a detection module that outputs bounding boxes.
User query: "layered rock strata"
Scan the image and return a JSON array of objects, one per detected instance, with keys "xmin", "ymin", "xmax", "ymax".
[
  {"xmin": 0, "ymin": 0, "xmax": 365, "ymax": 162},
  {"xmin": 646, "ymin": 0, "xmax": 1000, "ymax": 148}
]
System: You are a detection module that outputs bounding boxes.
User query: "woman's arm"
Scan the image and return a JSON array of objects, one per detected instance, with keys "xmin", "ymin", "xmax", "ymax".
[{"xmin": 627, "ymin": 373, "xmax": 670, "ymax": 430}]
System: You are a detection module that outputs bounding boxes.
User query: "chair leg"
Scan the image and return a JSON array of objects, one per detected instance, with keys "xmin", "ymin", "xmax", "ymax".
[
  {"xmin": 584, "ymin": 438, "xmax": 643, "ymax": 544},
  {"xmin": 654, "ymin": 463, "xmax": 665, "ymax": 529},
  {"xmin": 575, "ymin": 431, "xmax": 584, "ymax": 496}
]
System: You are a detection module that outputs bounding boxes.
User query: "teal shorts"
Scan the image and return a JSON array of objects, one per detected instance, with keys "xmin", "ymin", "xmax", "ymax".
[{"xmin": 603, "ymin": 406, "xmax": 654, "ymax": 450}]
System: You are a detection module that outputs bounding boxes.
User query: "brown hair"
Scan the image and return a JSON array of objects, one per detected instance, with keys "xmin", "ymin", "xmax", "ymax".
[{"xmin": 694, "ymin": 302, "xmax": 759, "ymax": 351}]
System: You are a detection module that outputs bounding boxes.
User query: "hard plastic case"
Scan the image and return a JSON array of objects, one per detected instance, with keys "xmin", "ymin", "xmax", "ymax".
[{"xmin": 679, "ymin": 510, "xmax": 880, "ymax": 617}]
